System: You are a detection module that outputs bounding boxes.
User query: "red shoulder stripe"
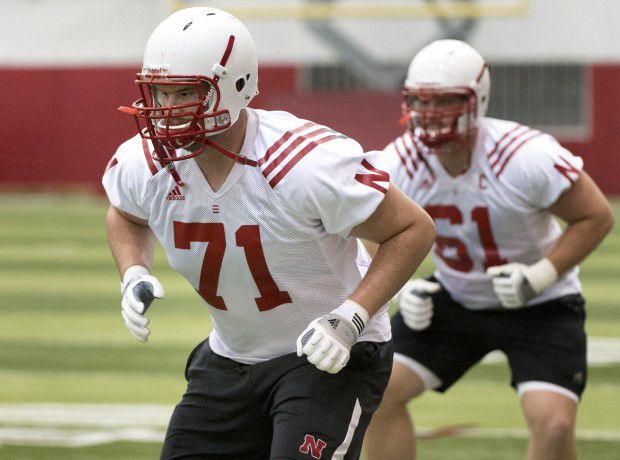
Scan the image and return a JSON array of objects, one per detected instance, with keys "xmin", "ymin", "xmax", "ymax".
[
  {"xmin": 262, "ymin": 127, "xmax": 332, "ymax": 177},
  {"xmin": 490, "ymin": 127, "xmax": 533, "ymax": 170},
  {"xmin": 487, "ymin": 124, "xmax": 524, "ymax": 161},
  {"xmin": 409, "ymin": 134, "xmax": 436, "ymax": 178},
  {"xmin": 392, "ymin": 142, "xmax": 413, "ymax": 179},
  {"xmin": 395, "ymin": 139, "xmax": 417, "ymax": 177},
  {"xmin": 259, "ymin": 121, "xmax": 316, "ymax": 165},
  {"xmin": 495, "ymin": 132, "xmax": 543, "ymax": 177},
  {"xmin": 268, "ymin": 134, "xmax": 343, "ymax": 188},
  {"xmin": 398, "ymin": 136, "xmax": 418, "ymax": 171}
]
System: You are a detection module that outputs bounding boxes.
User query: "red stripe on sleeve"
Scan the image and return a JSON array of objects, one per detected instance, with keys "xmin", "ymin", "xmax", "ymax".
[
  {"xmin": 392, "ymin": 142, "xmax": 413, "ymax": 179},
  {"xmin": 490, "ymin": 128, "xmax": 534, "ymax": 170},
  {"xmin": 495, "ymin": 132, "xmax": 543, "ymax": 177},
  {"xmin": 259, "ymin": 121, "xmax": 316, "ymax": 165},
  {"xmin": 262, "ymin": 127, "xmax": 332, "ymax": 177},
  {"xmin": 398, "ymin": 136, "xmax": 418, "ymax": 171},
  {"xmin": 268, "ymin": 134, "xmax": 342, "ymax": 188},
  {"xmin": 487, "ymin": 125, "xmax": 524, "ymax": 161}
]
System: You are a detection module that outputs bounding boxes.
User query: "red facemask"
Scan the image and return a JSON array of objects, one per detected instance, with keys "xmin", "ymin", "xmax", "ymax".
[
  {"xmin": 400, "ymin": 87, "xmax": 478, "ymax": 149},
  {"xmin": 119, "ymin": 74, "xmax": 232, "ymax": 163}
]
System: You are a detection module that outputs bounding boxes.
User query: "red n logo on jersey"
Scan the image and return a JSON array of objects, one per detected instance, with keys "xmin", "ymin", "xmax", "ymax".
[
  {"xmin": 104, "ymin": 157, "xmax": 118, "ymax": 174},
  {"xmin": 299, "ymin": 434, "xmax": 327, "ymax": 459},
  {"xmin": 553, "ymin": 156, "xmax": 580, "ymax": 183},
  {"xmin": 355, "ymin": 159, "xmax": 389, "ymax": 194}
]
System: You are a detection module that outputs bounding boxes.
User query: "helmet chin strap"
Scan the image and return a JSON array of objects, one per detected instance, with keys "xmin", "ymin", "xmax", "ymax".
[
  {"xmin": 409, "ymin": 121, "xmax": 475, "ymax": 176},
  {"xmin": 203, "ymin": 138, "xmax": 259, "ymax": 166},
  {"xmin": 148, "ymin": 132, "xmax": 259, "ymax": 188}
]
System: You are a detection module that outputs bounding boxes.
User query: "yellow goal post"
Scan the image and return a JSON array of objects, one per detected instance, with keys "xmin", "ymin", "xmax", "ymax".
[{"xmin": 171, "ymin": 0, "xmax": 529, "ymax": 20}]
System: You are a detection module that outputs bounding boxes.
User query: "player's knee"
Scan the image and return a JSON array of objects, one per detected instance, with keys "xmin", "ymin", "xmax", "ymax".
[
  {"xmin": 381, "ymin": 362, "xmax": 426, "ymax": 408},
  {"xmin": 529, "ymin": 412, "xmax": 575, "ymax": 444}
]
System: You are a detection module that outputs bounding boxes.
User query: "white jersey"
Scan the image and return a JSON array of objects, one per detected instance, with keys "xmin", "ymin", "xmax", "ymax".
[
  {"xmin": 103, "ymin": 108, "xmax": 391, "ymax": 363},
  {"xmin": 380, "ymin": 117, "xmax": 583, "ymax": 310}
]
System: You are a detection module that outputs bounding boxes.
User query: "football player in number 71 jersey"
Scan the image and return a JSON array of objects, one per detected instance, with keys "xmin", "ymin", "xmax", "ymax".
[
  {"xmin": 102, "ymin": 7, "xmax": 436, "ymax": 460},
  {"xmin": 364, "ymin": 40, "xmax": 614, "ymax": 460}
]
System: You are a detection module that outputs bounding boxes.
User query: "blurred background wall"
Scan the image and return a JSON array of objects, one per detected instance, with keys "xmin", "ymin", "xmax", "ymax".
[{"xmin": 1, "ymin": 0, "xmax": 619, "ymax": 193}]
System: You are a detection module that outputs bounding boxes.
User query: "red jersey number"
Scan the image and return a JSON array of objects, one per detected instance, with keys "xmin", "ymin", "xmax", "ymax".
[
  {"xmin": 425, "ymin": 205, "xmax": 507, "ymax": 272},
  {"xmin": 173, "ymin": 222, "xmax": 291, "ymax": 311}
]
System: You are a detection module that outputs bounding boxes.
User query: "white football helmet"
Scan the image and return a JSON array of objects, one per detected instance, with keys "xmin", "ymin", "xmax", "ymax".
[
  {"xmin": 120, "ymin": 7, "xmax": 259, "ymax": 162},
  {"xmin": 402, "ymin": 39, "xmax": 490, "ymax": 149}
]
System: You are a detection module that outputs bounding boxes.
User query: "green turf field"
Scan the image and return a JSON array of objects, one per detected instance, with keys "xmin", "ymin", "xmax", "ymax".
[{"xmin": 0, "ymin": 194, "xmax": 618, "ymax": 459}]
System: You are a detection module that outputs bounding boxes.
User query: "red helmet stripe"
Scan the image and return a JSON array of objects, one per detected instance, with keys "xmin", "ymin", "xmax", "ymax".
[
  {"xmin": 213, "ymin": 35, "xmax": 235, "ymax": 85},
  {"xmin": 220, "ymin": 35, "xmax": 235, "ymax": 67},
  {"xmin": 475, "ymin": 64, "xmax": 487, "ymax": 83}
]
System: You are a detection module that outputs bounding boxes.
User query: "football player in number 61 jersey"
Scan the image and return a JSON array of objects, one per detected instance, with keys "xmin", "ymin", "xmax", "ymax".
[
  {"xmin": 102, "ymin": 7, "xmax": 436, "ymax": 460},
  {"xmin": 364, "ymin": 40, "xmax": 614, "ymax": 460}
]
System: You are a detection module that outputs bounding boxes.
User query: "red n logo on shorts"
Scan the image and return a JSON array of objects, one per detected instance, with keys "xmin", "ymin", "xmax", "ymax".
[{"xmin": 299, "ymin": 434, "xmax": 327, "ymax": 459}]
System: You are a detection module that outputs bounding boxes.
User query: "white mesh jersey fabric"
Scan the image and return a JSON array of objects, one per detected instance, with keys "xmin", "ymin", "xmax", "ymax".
[
  {"xmin": 379, "ymin": 117, "xmax": 582, "ymax": 310},
  {"xmin": 103, "ymin": 108, "xmax": 391, "ymax": 363}
]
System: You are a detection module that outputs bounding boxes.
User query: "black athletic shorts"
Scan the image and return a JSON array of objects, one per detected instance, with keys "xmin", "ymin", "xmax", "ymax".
[
  {"xmin": 161, "ymin": 339, "xmax": 393, "ymax": 460},
  {"xmin": 392, "ymin": 284, "xmax": 587, "ymax": 397}
]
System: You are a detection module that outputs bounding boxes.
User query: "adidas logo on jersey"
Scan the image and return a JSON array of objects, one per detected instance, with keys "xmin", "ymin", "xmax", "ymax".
[
  {"xmin": 479, "ymin": 173, "xmax": 488, "ymax": 190},
  {"xmin": 166, "ymin": 186, "xmax": 185, "ymax": 201},
  {"xmin": 420, "ymin": 178, "xmax": 433, "ymax": 189}
]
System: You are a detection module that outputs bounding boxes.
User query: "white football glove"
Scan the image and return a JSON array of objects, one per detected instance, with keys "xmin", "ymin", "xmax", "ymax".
[
  {"xmin": 486, "ymin": 258, "xmax": 558, "ymax": 308},
  {"xmin": 296, "ymin": 300, "xmax": 369, "ymax": 374},
  {"xmin": 396, "ymin": 279, "xmax": 441, "ymax": 331},
  {"xmin": 120, "ymin": 265, "xmax": 165, "ymax": 342}
]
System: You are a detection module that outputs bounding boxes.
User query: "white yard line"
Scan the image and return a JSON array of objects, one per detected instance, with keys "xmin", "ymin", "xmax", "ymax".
[
  {"xmin": 419, "ymin": 426, "xmax": 620, "ymax": 442},
  {"xmin": 0, "ymin": 404, "xmax": 172, "ymax": 428},
  {"xmin": 482, "ymin": 337, "xmax": 620, "ymax": 365},
  {"xmin": 1, "ymin": 425, "xmax": 619, "ymax": 447},
  {"xmin": 0, "ymin": 337, "xmax": 618, "ymax": 447},
  {"xmin": 0, "ymin": 427, "xmax": 164, "ymax": 447}
]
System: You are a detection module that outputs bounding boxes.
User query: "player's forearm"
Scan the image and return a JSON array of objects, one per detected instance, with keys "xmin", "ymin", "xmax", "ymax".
[
  {"xmin": 546, "ymin": 211, "xmax": 614, "ymax": 276},
  {"xmin": 362, "ymin": 240, "xmax": 379, "ymax": 258},
  {"xmin": 106, "ymin": 206, "xmax": 156, "ymax": 278},
  {"xmin": 350, "ymin": 217, "xmax": 436, "ymax": 316},
  {"xmin": 543, "ymin": 171, "xmax": 615, "ymax": 276}
]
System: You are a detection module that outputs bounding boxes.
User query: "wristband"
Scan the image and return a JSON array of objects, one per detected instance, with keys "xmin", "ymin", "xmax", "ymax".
[
  {"xmin": 331, "ymin": 299, "xmax": 370, "ymax": 335},
  {"xmin": 526, "ymin": 258, "xmax": 559, "ymax": 293},
  {"xmin": 121, "ymin": 265, "xmax": 150, "ymax": 293}
]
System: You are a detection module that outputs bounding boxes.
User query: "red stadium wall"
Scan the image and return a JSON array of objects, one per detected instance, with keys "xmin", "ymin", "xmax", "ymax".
[{"xmin": 1, "ymin": 65, "xmax": 619, "ymax": 194}]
